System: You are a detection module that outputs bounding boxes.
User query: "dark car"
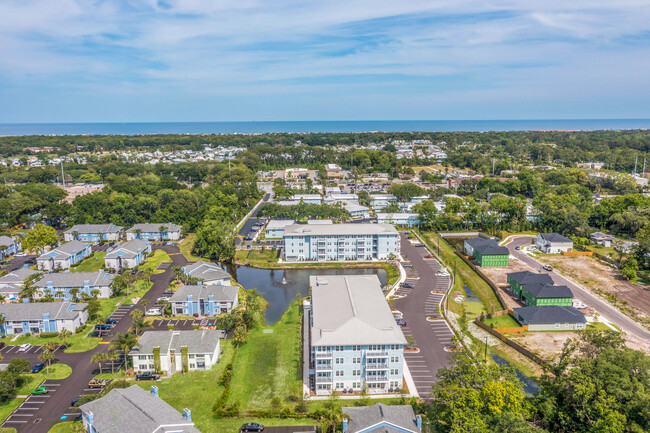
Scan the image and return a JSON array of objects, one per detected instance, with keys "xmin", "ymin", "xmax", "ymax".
[
  {"xmin": 26, "ymin": 258, "xmax": 36, "ymax": 264},
  {"xmin": 95, "ymin": 324, "xmax": 111, "ymax": 331},
  {"xmin": 71, "ymin": 397, "xmax": 80, "ymax": 407},
  {"xmin": 515, "ymin": 246, "xmax": 521, "ymax": 250},
  {"xmin": 31, "ymin": 363, "xmax": 45, "ymax": 374},
  {"xmin": 241, "ymin": 423, "xmax": 264, "ymax": 432},
  {"xmin": 401, "ymin": 283, "xmax": 413, "ymax": 289},
  {"xmin": 415, "ymin": 243, "xmax": 425, "ymax": 247},
  {"xmin": 163, "ymin": 290, "xmax": 173, "ymax": 295},
  {"xmin": 105, "ymin": 318, "xmax": 117, "ymax": 325},
  {"xmin": 424, "ymin": 254, "xmax": 434, "ymax": 259},
  {"xmin": 136, "ymin": 372, "xmax": 161, "ymax": 381},
  {"xmin": 396, "ymin": 319, "xmax": 407, "ymax": 326},
  {"xmin": 131, "ymin": 269, "xmax": 138, "ymax": 275}
]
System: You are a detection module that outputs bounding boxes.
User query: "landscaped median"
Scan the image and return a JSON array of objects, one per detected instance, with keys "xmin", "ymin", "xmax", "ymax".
[{"xmin": 138, "ymin": 249, "xmax": 172, "ymax": 274}]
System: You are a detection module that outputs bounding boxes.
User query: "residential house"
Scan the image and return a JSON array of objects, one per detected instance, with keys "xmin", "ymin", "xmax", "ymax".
[
  {"xmin": 307, "ymin": 275, "xmax": 406, "ymax": 395},
  {"xmin": 104, "ymin": 239, "xmax": 151, "ymax": 270},
  {"xmin": 36, "ymin": 240, "xmax": 91, "ymax": 271},
  {"xmin": 283, "ymin": 223, "xmax": 400, "ymax": 262},
  {"xmin": 183, "ymin": 262, "xmax": 231, "ymax": 285},
  {"xmin": 80, "ymin": 385, "xmax": 200, "ymax": 433},
  {"xmin": 342, "ymin": 404, "xmax": 422, "ymax": 433},
  {"xmin": 126, "ymin": 223, "xmax": 182, "ymax": 241},
  {"xmin": 343, "ymin": 203, "xmax": 370, "ymax": 219},
  {"xmin": 0, "ymin": 267, "xmax": 40, "ymax": 300},
  {"xmin": 265, "ymin": 220, "xmax": 296, "ymax": 239},
  {"xmin": 590, "ymin": 232, "xmax": 615, "ymax": 247},
  {"xmin": 129, "ymin": 330, "xmax": 221, "ymax": 373},
  {"xmin": 324, "ymin": 193, "xmax": 359, "ymax": 204},
  {"xmin": 170, "ymin": 284, "xmax": 239, "ymax": 316},
  {"xmin": 0, "ymin": 236, "xmax": 20, "ymax": 258},
  {"xmin": 0, "ymin": 302, "xmax": 88, "ymax": 336},
  {"xmin": 64, "ymin": 224, "xmax": 123, "ymax": 242},
  {"xmin": 34, "ymin": 271, "xmax": 115, "ymax": 300},
  {"xmin": 376, "ymin": 213, "xmax": 419, "ymax": 228},
  {"xmin": 464, "ymin": 238, "xmax": 509, "ymax": 267},
  {"xmin": 369, "ymin": 194, "xmax": 397, "ymax": 210},
  {"xmin": 507, "ymin": 271, "xmax": 555, "ymax": 299},
  {"xmin": 517, "ymin": 283, "xmax": 573, "ymax": 306},
  {"xmin": 513, "ymin": 306, "xmax": 587, "ymax": 331},
  {"xmin": 537, "ymin": 233, "xmax": 573, "ymax": 254}
]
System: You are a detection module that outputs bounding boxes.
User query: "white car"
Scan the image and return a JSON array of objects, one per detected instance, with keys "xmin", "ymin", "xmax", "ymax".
[
  {"xmin": 436, "ymin": 270, "xmax": 450, "ymax": 277},
  {"xmin": 18, "ymin": 343, "xmax": 32, "ymax": 352},
  {"xmin": 145, "ymin": 308, "xmax": 162, "ymax": 316},
  {"xmin": 15, "ymin": 253, "xmax": 26, "ymax": 257},
  {"xmin": 156, "ymin": 296, "xmax": 171, "ymax": 303}
]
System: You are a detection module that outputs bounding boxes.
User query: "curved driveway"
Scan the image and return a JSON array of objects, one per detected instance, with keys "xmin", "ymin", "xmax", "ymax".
[{"xmin": 507, "ymin": 237, "xmax": 650, "ymax": 342}]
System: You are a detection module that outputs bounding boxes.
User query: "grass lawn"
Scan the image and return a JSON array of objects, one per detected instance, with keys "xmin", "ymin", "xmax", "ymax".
[
  {"xmin": 14, "ymin": 364, "xmax": 72, "ymax": 395},
  {"xmin": 483, "ymin": 314, "xmax": 521, "ymax": 329},
  {"xmin": 179, "ymin": 233, "xmax": 208, "ymax": 262},
  {"xmin": 587, "ymin": 322, "xmax": 618, "ymax": 332},
  {"xmin": 423, "ymin": 232, "xmax": 502, "ymax": 313},
  {"xmin": 138, "ymin": 249, "xmax": 172, "ymax": 274},
  {"xmin": 96, "ymin": 370, "xmax": 131, "ymax": 380},
  {"xmin": 0, "ymin": 397, "xmax": 23, "ymax": 426},
  {"xmin": 134, "ymin": 343, "xmax": 235, "ymax": 433},
  {"xmin": 211, "ymin": 417, "xmax": 318, "ymax": 433},
  {"xmin": 47, "ymin": 421, "xmax": 81, "ymax": 433},
  {"xmin": 71, "ymin": 252, "xmax": 106, "ymax": 272},
  {"xmin": 228, "ymin": 300, "xmax": 302, "ymax": 409},
  {"xmin": 1, "ymin": 332, "xmax": 100, "ymax": 354}
]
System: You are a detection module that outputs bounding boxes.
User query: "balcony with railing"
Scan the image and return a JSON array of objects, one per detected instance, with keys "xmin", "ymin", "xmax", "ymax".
[
  {"xmin": 315, "ymin": 362, "xmax": 333, "ymax": 371},
  {"xmin": 366, "ymin": 351, "xmax": 390, "ymax": 358},
  {"xmin": 365, "ymin": 363, "xmax": 389, "ymax": 370},
  {"xmin": 314, "ymin": 352, "xmax": 333, "ymax": 359},
  {"xmin": 315, "ymin": 375, "xmax": 333, "ymax": 383},
  {"xmin": 365, "ymin": 375, "xmax": 389, "ymax": 382}
]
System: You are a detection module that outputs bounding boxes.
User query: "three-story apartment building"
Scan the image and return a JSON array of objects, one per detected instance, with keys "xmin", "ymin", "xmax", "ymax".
[
  {"xmin": 283, "ymin": 224, "xmax": 400, "ymax": 262},
  {"xmin": 307, "ymin": 275, "xmax": 406, "ymax": 395}
]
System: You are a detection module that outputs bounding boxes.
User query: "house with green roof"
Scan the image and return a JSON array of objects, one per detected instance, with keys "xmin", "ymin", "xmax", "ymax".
[{"xmin": 464, "ymin": 237, "xmax": 509, "ymax": 267}]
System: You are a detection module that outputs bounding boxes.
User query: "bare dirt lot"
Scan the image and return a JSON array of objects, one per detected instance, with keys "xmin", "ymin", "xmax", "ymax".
[
  {"xmin": 509, "ymin": 331, "xmax": 579, "ymax": 361},
  {"xmin": 481, "ymin": 257, "xmax": 532, "ymax": 310}
]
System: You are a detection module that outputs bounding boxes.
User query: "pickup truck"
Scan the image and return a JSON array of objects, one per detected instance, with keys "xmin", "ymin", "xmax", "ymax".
[{"xmin": 88, "ymin": 379, "xmax": 110, "ymax": 389}]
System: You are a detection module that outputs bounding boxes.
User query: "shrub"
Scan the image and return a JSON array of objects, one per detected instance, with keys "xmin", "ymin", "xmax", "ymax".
[
  {"xmin": 75, "ymin": 325, "xmax": 87, "ymax": 334},
  {"xmin": 39, "ymin": 332, "xmax": 59, "ymax": 338},
  {"xmin": 167, "ymin": 324, "xmax": 175, "ymax": 331}
]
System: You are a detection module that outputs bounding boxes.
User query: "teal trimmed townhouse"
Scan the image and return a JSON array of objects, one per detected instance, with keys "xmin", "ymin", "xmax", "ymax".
[
  {"xmin": 0, "ymin": 302, "xmax": 88, "ymax": 336},
  {"xmin": 36, "ymin": 240, "xmax": 91, "ymax": 271},
  {"xmin": 64, "ymin": 224, "xmax": 123, "ymax": 242},
  {"xmin": 169, "ymin": 284, "xmax": 239, "ymax": 316},
  {"xmin": 0, "ymin": 236, "xmax": 20, "ymax": 259},
  {"xmin": 464, "ymin": 237, "xmax": 509, "ymax": 267},
  {"xmin": 34, "ymin": 271, "xmax": 115, "ymax": 300},
  {"xmin": 125, "ymin": 223, "xmax": 182, "ymax": 241}
]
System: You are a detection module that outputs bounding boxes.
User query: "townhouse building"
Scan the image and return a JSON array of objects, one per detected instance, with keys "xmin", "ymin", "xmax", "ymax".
[
  {"xmin": 34, "ymin": 271, "xmax": 115, "ymax": 300},
  {"xmin": 369, "ymin": 194, "xmax": 397, "ymax": 210},
  {"xmin": 307, "ymin": 275, "xmax": 406, "ymax": 395},
  {"xmin": 64, "ymin": 224, "xmax": 123, "ymax": 242},
  {"xmin": 342, "ymin": 203, "xmax": 370, "ymax": 219},
  {"xmin": 265, "ymin": 220, "xmax": 296, "ymax": 239},
  {"xmin": 170, "ymin": 284, "xmax": 239, "ymax": 316},
  {"xmin": 129, "ymin": 330, "xmax": 221, "ymax": 373},
  {"xmin": 104, "ymin": 239, "xmax": 151, "ymax": 270},
  {"xmin": 376, "ymin": 213, "xmax": 419, "ymax": 228},
  {"xmin": 513, "ymin": 306, "xmax": 587, "ymax": 331},
  {"xmin": 0, "ymin": 236, "xmax": 20, "ymax": 258},
  {"xmin": 0, "ymin": 302, "xmax": 88, "ymax": 336},
  {"xmin": 506, "ymin": 271, "xmax": 573, "ymax": 306},
  {"xmin": 537, "ymin": 233, "xmax": 573, "ymax": 254},
  {"xmin": 80, "ymin": 385, "xmax": 200, "ymax": 433},
  {"xmin": 0, "ymin": 267, "xmax": 39, "ymax": 300},
  {"xmin": 464, "ymin": 237, "xmax": 509, "ymax": 267},
  {"xmin": 182, "ymin": 262, "xmax": 231, "ymax": 285},
  {"xmin": 283, "ymin": 224, "xmax": 400, "ymax": 262},
  {"xmin": 36, "ymin": 240, "xmax": 91, "ymax": 271},
  {"xmin": 125, "ymin": 223, "xmax": 182, "ymax": 241},
  {"xmin": 290, "ymin": 194, "xmax": 322, "ymax": 204}
]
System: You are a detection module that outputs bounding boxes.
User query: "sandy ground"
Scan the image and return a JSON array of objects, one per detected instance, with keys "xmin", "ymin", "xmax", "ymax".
[{"xmin": 481, "ymin": 257, "xmax": 532, "ymax": 310}]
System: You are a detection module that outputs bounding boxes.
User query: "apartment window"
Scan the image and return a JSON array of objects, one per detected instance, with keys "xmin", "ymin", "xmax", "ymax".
[
  {"xmin": 336, "ymin": 370, "xmax": 344, "ymax": 377},
  {"xmin": 353, "ymin": 357, "xmax": 361, "ymax": 364},
  {"xmin": 353, "ymin": 382, "xmax": 361, "ymax": 389},
  {"xmin": 353, "ymin": 370, "xmax": 361, "ymax": 376},
  {"xmin": 390, "ymin": 381, "xmax": 399, "ymax": 388},
  {"xmin": 139, "ymin": 355, "xmax": 147, "ymax": 360},
  {"xmin": 336, "ymin": 358, "xmax": 344, "ymax": 364},
  {"xmin": 391, "ymin": 369, "xmax": 399, "ymax": 375},
  {"xmin": 391, "ymin": 356, "xmax": 400, "ymax": 363},
  {"xmin": 189, "ymin": 354, "xmax": 195, "ymax": 359},
  {"xmin": 190, "ymin": 364, "xmax": 196, "ymax": 369},
  {"xmin": 336, "ymin": 383, "xmax": 344, "ymax": 389},
  {"xmin": 555, "ymin": 323, "xmax": 560, "ymax": 329},
  {"xmin": 149, "ymin": 364, "xmax": 155, "ymax": 370}
]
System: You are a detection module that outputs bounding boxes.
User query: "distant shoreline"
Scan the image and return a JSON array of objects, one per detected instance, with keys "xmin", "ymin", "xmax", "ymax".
[{"xmin": 1, "ymin": 119, "xmax": 649, "ymax": 136}]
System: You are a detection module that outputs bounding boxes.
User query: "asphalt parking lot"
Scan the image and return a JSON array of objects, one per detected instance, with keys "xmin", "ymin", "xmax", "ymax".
[
  {"xmin": 150, "ymin": 318, "xmax": 222, "ymax": 331},
  {"xmin": 394, "ymin": 232, "xmax": 454, "ymax": 398},
  {"xmin": 0, "ymin": 344, "xmax": 65, "ymax": 356},
  {"xmin": 2, "ymin": 380, "xmax": 68, "ymax": 428},
  {"xmin": 2, "ymin": 254, "xmax": 37, "ymax": 272}
]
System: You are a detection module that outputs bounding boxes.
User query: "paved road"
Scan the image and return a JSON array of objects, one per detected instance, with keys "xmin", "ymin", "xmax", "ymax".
[
  {"xmin": 394, "ymin": 232, "xmax": 453, "ymax": 398},
  {"xmin": 2, "ymin": 246, "xmax": 189, "ymax": 433},
  {"xmin": 235, "ymin": 193, "xmax": 270, "ymax": 246},
  {"xmin": 3, "ymin": 255, "xmax": 37, "ymax": 272},
  {"xmin": 507, "ymin": 237, "xmax": 650, "ymax": 342}
]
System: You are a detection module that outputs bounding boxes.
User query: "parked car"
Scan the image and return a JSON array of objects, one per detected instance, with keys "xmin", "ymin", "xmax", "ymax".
[
  {"xmin": 515, "ymin": 246, "xmax": 521, "ymax": 250},
  {"xmin": 32, "ymin": 386, "xmax": 49, "ymax": 395},
  {"xmin": 241, "ymin": 423, "xmax": 264, "ymax": 432},
  {"xmin": 542, "ymin": 265, "xmax": 553, "ymax": 271},
  {"xmin": 18, "ymin": 344, "xmax": 32, "ymax": 352},
  {"xmin": 157, "ymin": 296, "xmax": 171, "ymax": 303},
  {"xmin": 71, "ymin": 397, "xmax": 80, "ymax": 406},
  {"xmin": 26, "ymin": 258, "xmax": 36, "ymax": 264},
  {"xmin": 136, "ymin": 372, "xmax": 161, "ymax": 381},
  {"xmin": 146, "ymin": 308, "xmax": 162, "ymax": 316},
  {"xmin": 88, "ymin": 379, "xmax": 109, "ymax": 389},
  {"xmin": 396, "ymin": 319, "xmax": 407, "ymax": 326},
  {"xmin": 130, "ymin": 269, "xmax": 138, "ymax": 275},
  {"xmin": 31, "ymin": 363, "xmax": 45, "ymax": 374},
  {"xmin": 401, "ymin": 282, "xmax": 413, "ymax": 289},
  {"xmin": 424, "ymin": 254, "xmax": 434, "ymax": 259},
  {"xmin": 95, "ymin": 324, "xmax": 111, "ymax": 331},
  {"xmin": 415, "ymin": 243, "xmax": 425, "ymax": 247},
  {"xmin": 163, "ymin": 289, "xmax": 173, "ymax": 295},
  {"xmin": 436, "ymin": 271, "xmax": 450, "ymax": 277},
  {"xmin": 105, "ymin": 318, "xmax": 117, "ymax": 325}
]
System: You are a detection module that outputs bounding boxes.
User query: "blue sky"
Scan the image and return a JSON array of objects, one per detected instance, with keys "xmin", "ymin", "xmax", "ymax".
[{"xmin": 1, "ymin": 0, "xmax": 649, "ymax": 122}]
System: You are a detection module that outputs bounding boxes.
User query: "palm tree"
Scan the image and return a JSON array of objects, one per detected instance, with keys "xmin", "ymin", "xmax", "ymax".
[
  {"xmin": 158, "ymin": 225, "xmax": 168, "ymax": 241},
  {"xmin": 132, "ymin": 316, "xmax": 149, "ymax": 335},
  {"xmin": 20, "ymin": 273, "xmax": 41, "ymax": 302},
  {"xmin": 38, "ymin": 348, "xmax": 55, "ymax": 377},
  {"xmin": 111, "ymin": 333, "xmax": 138, "ymax": 369},
  {"xmin": 91, "ymin": 352, "xmax": 107, "ymax": 375},
  {"xmin": 90, "ymin": 289, "xmax": 100, "ymax": 299},
  {"xmin": 71, "ymin": 230, "xmax": 80, "ymax": 241},
  {"xmin": 69, "ymin": 288, "xmax": 80, "ymax": 302},
  {"xmin": 0, "ymin": 245, "xmax": 8, "ymax": 260},
  {"xmin": 141, "ymin": 299, "xmax": 149, "ymax": 309},
  {"xmin": 58, "ymin": 329, "xmax": 72, "ymax": 347},
  {"xmin": 106, "ymin": 350, "xmax": 119, "ymax": 375},
  {"xmin": 134, "ymin": 228, "xmax": 142, "ymax": 240}
]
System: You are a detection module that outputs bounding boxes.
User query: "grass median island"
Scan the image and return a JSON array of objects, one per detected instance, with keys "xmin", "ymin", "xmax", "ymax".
[
  {"xmin": 71, "ymin": 252, "xmax": 107, "ymax": 272},
  {"xmin": 14, "ymin": 364, "xmax": 72, "ymax": 395},
  {"xmin": 0, "ymin": 398, "xmax": 23, "ymax": 426},
  {"xmin": 179, "ymin": 233, "xmax": 208, "ymax": 262},
  {"xmin": 227, "ymin": 300, "xmax": 302, "ymax": 409},
  {"xmin": 47, "ymin": 422, "xmax": 80, "ymax": 433},
  {"xmin": 138, "ymin": 249, "xmax": 172, "ymax": 274}
]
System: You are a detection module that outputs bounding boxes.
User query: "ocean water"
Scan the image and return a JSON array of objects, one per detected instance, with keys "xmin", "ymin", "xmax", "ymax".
[{"xmin": 1, "ymin": 119, "xmax": 649, "ymax": 136}]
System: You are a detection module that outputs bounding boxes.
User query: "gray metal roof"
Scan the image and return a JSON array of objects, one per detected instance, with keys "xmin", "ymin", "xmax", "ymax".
[
  {"xmin": 126, "ymin": 223, "xmax": 181, "ymax": 233},
  {"xmin": 64, "ymin": 224, "xmax": 123, "ymax": 235},
  {"xmin": 105, "ymin": 239, "xmax": 150, "ymax": 260},
  {"xmin": 514, "ymin": 306, "xmax": 586, "ymax": 324},
  {"xmin": 285, "ymin": 223, "xmax": 398, "ymax": 237},
  {"xmin": 80, "ymin": 385, "xmax": 201, "ymax": 433},
  {"xmin": 310, "ymin": 275, "xmax": 406, "ymax": 346},
  {"xmin": 130, "ymin": 330, "xmax": 221, "ymax": 355},
  {"xmin": 35, "ymin": 271, "xmax": 115, "ymax": 288},
  {"xmin": 266, "ymin": 220, "xmax": 296, "ymax": 230},
  {"xmin": 590, "ymin": 232, "xmax": 615, "ymax": 241},
  {"xmin": 507, "ymin": 271, "xmax": 554, "ymax": 287},
  {"xmin": 343, "ymin": 404, "xmax": 420, "ymax": 433},
  {"xmin": 37, "ymin": 240, "xmax": 89, "ymax": 260},
  {"xmin": 465, "ymin": 238, "xmax": 509, "ymax": 255},
  {"xmin": 170, "ymin": 284, "xmax": 238, "ymax": 303},
  {"xmin": 0, "ymin": 236, "xmax": 15, "ymax": 246},
  {"xmin": 0, "ymin": 302, "xmax": 87, "ymax": 322},
  {"xmin": 539, "ymin": 233, "xmax": 573, "ymax": 243},
  {"xmin": 184, "ymin": 262, "xmax": 230, "ymax": 282},
  {"xmin": 0, "ymin": 268, "xmax": 39, "ymax": 288},
  {"xmin": 523, "ymin": 283, "xmax": 573, "ymax": 299}
]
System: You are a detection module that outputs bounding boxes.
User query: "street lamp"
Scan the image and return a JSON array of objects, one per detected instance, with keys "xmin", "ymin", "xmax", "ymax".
[{"xmin": 484, "ymin": 336, "xmax": 488, "ymax": 361}]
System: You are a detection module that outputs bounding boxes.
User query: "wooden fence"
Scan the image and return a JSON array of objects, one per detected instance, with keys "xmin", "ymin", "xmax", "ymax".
[
  {"xmin": 475, "ymin": 318, "xmax": 547, "ymax": 367},
  {"xmin": 494, "ymin": 325, "xmax": 528, "ymax": 333},
  {"xmin": 561, "ymin": 251, "xmax": 593, "ymax": 256}
]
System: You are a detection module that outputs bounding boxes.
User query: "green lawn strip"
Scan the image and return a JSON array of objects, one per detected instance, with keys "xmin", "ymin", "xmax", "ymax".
[
  {"xmin": 306, "ymin": 397, "xmax": 402, "ymax": 411},
  {"xmin": 1, "ymin": 332, "xmax": 100, "ymax": 354},
  {"xmin": 483, "ymin": 314, "xmax": 520, "ymax": 329},
  {"xmin": 134, "ymin": 343, "xmax": 235, "ymax": 433},
  {"xmin": 96, "ymin": 370, "xmax": 130, "ymax": 380},
  {"xmin": 14, "ymin": 364, "xmax": 72, "ymax": 395},
  {"xmin": 423, "ymin": 232, "xmax": 501, "ymax": 313},
  {"xmin": 0, "ymin": 398, "xmax": 24, "ymax": 425},
  {"xmin": 0, "ymin": 428, "xmax": 17, "ymax": 433},
  {"xmin": 138, "ymin": 249, "xmax": 172, "ymax": 274},
  {"xmin": 487, "ymin": 344, "xmax": 540, "ymax": 380},
  {"xmin": 70, "ymin": 252, "xmax": 107, "ymax": 272},
  {"xmin": 179, "ymin": 233, "xmax": 209, "ymax": 262},
  {"xmin": 47, "ymin": 421, "xmax": 79, "ymax": 433},
  {"xmin": 228, "ymin": 301, "xmax": 302, "ymax": 409},
  {"xmin": 209, "ymin": 417, "xmax": 317, "ymax": 433},
  {"xmin": 126, "ymin": 280, "xmax": 153, "ymax": 304},
  {"xmin": 587, "ymin": 322, "xmax": 618, "ymax": 332}
]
